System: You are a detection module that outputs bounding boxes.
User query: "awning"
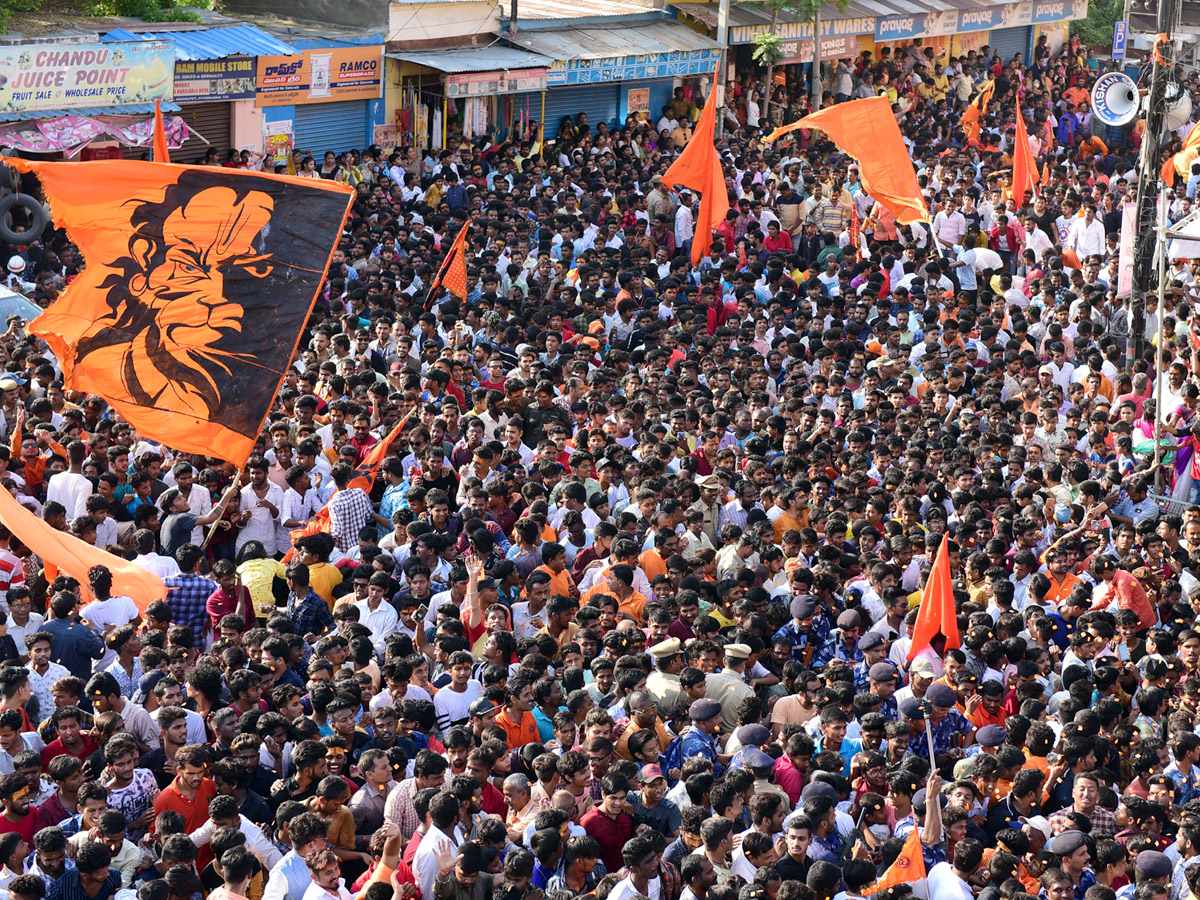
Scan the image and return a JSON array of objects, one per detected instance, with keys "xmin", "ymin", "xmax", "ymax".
[
  {"xmin": 510, "ymin": 20, "xmax": 723, "ymax": 60},
  {"xmin": 100, "ymin": 24, "xmax": 294, "ymax": 60},
  {"xmin": 0, "ymin": 102, "xmax": 182, "ymax": 124},
  {"xmin": 0, "ymin": 112, "xmax": 192, "ymax": 157},
  {"xmin": 385, "ymin": 46, "xmax": 553, "ymax": 73}
]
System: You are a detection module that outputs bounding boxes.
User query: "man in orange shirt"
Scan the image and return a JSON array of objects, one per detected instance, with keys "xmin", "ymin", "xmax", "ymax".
[
  {"xmin": 1043, "ymin": 550, "xmax": 1081, "ymax": 606},
  {"xmin": 534, "ymin": 543, "xmax": 578, "ymax": 599},
  {"xmin": 582, "ymin": 565, "xmax": 647, "ymax": 621},
  {"xmin": 966, "ymin": 681, "xmax": 1007, "ymax": 730},
  {"xmin": 153, "ymin": 744, "xmax": 217, "ymax": 866},
  {"xmin": 495, "ymin": 676, "xmax": 539, "ymax": 748}
]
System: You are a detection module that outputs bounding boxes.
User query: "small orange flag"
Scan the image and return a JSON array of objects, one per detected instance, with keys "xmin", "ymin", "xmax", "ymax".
[
  {"xmin": 907, "ymin": 532, "xmax": 960, "ymax": 661},
  {"xmin": 766, "ymin": 97, "xmax": 928, "ymax": 225},
  {"xmin": 152, "ymin": 99, "xmax": 170, "ymax": 163},
  {"xmin": 960, "ymin": 80, "xmax": 994, "ymax": 145},
  {"xmin": 662, "ymin": 87, "xmax": 729, "ymax": 264},
  {"xmin": 426, "ymin": 219, "xmax": 471, "ymax": 304},
  {"xmin": 1012, "ymin": 101, "xmax": 1040, "ymax": 207},
  {"xmin": 865, "ymin": 828, "xmax": 927, "ymax": 894},
  {"xmin": 0, "ymin": 486, "xmax": 166, "ymax": 615},
  {"xmin": 1164, "ymin": 121, "xmax": 1200, "ymax": 187}
]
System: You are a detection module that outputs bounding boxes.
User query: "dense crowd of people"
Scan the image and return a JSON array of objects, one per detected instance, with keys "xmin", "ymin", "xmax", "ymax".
[{"xmin": 0, "ymin": 25, "xmax": 1198, "ymax": 900}]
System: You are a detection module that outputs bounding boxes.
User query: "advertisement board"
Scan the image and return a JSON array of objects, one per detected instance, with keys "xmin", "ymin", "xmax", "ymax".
[
  {"xmin": 174, "ymin": 54, "xmax": 255, "ymax": 102},
  {"xmin": 0, "ymin": 41, "xmax": 173, "ymax": 115},
  {"xmin": 256, "ymin": 47, "xmax": 382, "ymax": 107}
]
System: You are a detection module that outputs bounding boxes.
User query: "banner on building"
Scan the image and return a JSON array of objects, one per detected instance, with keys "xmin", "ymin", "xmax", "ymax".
[
  {"xmin": 255, "ymin": 47, "xmax": 382, "ymax": 107},
  {"xmin": 0, "ymin": 41, "xmax": 173, "ymax": 115},
  {"xmin": 445, "ymin": 68, "xmax": 547, "ymax": 98},
  {"xmin": 174, "ymin": 55, "xmax": 255, "ymax": 102},
  {"xmin": 1117, "ymin": 202, "xmax": 1135, "ymax": 298}
]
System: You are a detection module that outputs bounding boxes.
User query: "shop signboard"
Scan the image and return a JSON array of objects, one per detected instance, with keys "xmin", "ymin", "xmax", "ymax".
[
  {"xmin": 0, "ymin": 41, "xmax": 173, "ymax": 114},
  {"xmin": 174, "ymin": 54, "xmax": 255, "ymax": 102},
  {"xmin": 445, "ymin": 68, "xmax": 548, "ymax": 98},
  {"xmin": 256, "ymin": 47, "xmax": 382, "ymax": 107}
]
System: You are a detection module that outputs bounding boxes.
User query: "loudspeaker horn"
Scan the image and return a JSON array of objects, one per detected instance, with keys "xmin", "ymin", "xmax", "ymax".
[{"xmin": 1091, "ymin": 72, "xmax": 1140, "ymax": 126}]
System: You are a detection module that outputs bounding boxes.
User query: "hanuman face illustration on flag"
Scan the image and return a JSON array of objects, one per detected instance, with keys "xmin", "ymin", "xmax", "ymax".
[{"xmin": 14, "ymin": 161, "xmax": 352, "ymax": 464}]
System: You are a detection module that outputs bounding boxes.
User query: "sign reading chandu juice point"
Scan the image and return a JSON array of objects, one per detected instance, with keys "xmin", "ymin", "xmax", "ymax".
[{"xmin": 0, "ymin": 41, "xmax": 174, "ymax": 115}]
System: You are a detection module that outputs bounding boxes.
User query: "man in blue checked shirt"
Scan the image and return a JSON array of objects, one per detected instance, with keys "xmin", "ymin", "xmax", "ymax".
[
  {"xmin": 1165, "ymin": 732, "xmax": 1200, "ymax": 805},
  {"xmin": 160, "ymin": 544, "xmax": 215, "ymax": 650},
  {"xmin": 285, "ymin": 563, "xmax": 335, "ymax": 643}
]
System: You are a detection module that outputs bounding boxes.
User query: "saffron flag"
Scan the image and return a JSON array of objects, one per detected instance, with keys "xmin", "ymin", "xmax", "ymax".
[
  {"xmin": 152, "ymin": 99, "xmax": 170, "ymax": 163},
  {"xmin": 865, "ymin": 829, "xmax": 927, "ymax": 894},
  {"xmin": 1012, "ymin": 102, "xmax": 1040, "ymax": 206},
  {"xmin": 662, "ymin": 87, "xmax": 729, "ymax": 264},
  {"xmin": 907, "ymin": 532, "xmax": 960, "ymax": 661},
  {"xmin": 960, "ymin": 79, "xmax": 994, "ymax": 144},
  {"xmin": 8, "ymin": 158, "xmax": 354, "ymax": 468},
  {"xmin": 1164, "ymin": 121, "xmax": 1200, "ymax": 186},
  {"xmin": 287, "ymin": 417, "xmax": 408, "ymax": 547},
  {"xmin": 425, "ymin": 219, "xmax": 471, "ymax": 305},
  {"xmin": 0, "ymin": 486, "xmax": 166, "ymax": 614},
  {"xmin": 767, "ymin": 97, "xmax": 928, "ymax": 225}
]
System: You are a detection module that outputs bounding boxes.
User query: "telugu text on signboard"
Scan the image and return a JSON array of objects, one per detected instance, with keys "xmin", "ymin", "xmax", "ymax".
[{"xmin": 255, "ymin": 47, "xmax": 382, "ymax": 107}]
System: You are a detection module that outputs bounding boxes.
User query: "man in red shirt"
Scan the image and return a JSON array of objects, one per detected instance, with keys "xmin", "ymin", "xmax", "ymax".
[
  {"xmin": 579, "ymin": 773, "xmax": 634, "ymax": 873},
  {"xmin": 0, "ymin": 773, "xmax": 36, "ymax": 842},
  {"xmin": 40, "ymin": 706, "xmax": 97, "ymax": 768},
  {"xmin": 153, "ymin": 745, "xmax": 217, "ymax": 835}
]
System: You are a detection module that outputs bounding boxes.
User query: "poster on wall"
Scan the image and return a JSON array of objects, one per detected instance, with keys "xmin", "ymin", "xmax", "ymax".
[
  {"xmin": 373, "ymin": 124, "xmax": 399, "ymax": 148},
  {"xmin": 627, "ymin": 87, "xmax": 650, "ymax": 114},
  {"xmin": 0, "ymin": 41, "xmax": 174, "ymax": 115},
  {"xmin": 265, "ymin": 119, "xmax": 294, "ymax": 167},
  {"xmin": 255, "ymin": 47, "xmax": 382, "ymax": 107}
]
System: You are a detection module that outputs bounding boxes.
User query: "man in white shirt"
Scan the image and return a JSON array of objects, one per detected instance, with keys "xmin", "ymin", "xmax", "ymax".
[
  {"xmin": 675, "ymin": 192, "xmax": 694, "ymax": 254},
  {"xmin": 45, "ymin": 442, "xmax": 92, "ymax": 520},
  {"xmin": 1067, "ymin": 203, "xmax": 1106, "ymax": 258},
  {"xmin": 412, "ymin": 795, "xmax": 466, "ymax": 900},
  {"xmin": 932, "ymin": 199, "xmax": 967, "ymax": 248}
]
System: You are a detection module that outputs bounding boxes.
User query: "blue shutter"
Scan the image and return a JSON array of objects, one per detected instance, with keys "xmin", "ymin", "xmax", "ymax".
[
  {"xmin": 542, "ymin": 84, "xmax": 621, "ymax": 140},
  {"xmin": 990, "ymin": 26, "xmax": 1032, "ymax": 67},
  {"xmin": 293, "ymin": 100, "xmax": 371, "ymax": 156}
]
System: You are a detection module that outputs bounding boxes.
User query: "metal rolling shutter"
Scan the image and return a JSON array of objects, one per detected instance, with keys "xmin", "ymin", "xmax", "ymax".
[
  {"xmin": 293, "ymin": 101, "xmax": 371, "ymax": 157},
  {"xmin": 175, "ymin": 101, "xmax": 233, "ymax": 164},
  {"xmin": 542, "ymin": 84, "xmax": 621, "ymax": 140},
  {"xmin": 990, "ymin": 26, "xmax": 1032, "ymax": 66}
]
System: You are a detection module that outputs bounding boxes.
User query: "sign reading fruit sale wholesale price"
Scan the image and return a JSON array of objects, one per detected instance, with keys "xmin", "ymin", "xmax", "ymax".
[
  {"xmin": 255, "ymin": 47, "xmax": 382, "ymax": 107},
  {"xmin": 0, "ymin": 41, "xmax": 174, "ymax": 115}
]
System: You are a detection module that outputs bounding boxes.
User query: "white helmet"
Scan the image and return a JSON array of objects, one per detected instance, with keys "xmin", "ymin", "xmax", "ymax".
[{"xmin": 6, "ymin": 255, "xmax": 23, "ymax": 275}]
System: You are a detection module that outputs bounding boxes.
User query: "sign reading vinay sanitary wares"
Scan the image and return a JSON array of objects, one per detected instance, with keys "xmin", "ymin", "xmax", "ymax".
[
  {"xmin": 255, "ymin": 47, "xmax": 382, "ymax": 107},
  {"xmin": 0, "ymin": 41, "xmax": 174, "ymax": 115}
]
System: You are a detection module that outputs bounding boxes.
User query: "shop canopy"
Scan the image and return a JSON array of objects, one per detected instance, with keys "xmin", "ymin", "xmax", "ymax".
[
  {"xmin": 0, "ymin": 107, "xmax": 195, "ymax": 157},
  {"xmin": 386, "ymin": 46, "xmax": 553, "ymax": 73},
  {"xmin": 511, "ymin": 19, "xmax": 723, "ymax": 59},
  {"xmin": 100, "ymin": 24, "xmax": 294, "ymax": 60}
]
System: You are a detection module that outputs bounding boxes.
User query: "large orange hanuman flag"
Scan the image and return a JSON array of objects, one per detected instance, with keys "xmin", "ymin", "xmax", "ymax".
[
  {"xmin": 766, "ymin": 97, "xmax": 928, "ymax": 225},
  {"xmin": 908, "ymin": 532, "xmax": 960, "ymax": 661},
  {"xmin": 0, "ymin": 486, "xmax": 166, "ymax": 614},
  {"xmin": 8, "ymin": 159, "xmax": 354, "ymax": 468},
  {"xmin": 662, "ymin": 88, "xmax": 729, "ymax": 264},
  {"xmin": 1164, "ymin": 121, "xmax": 1200, "ymax": 186},
  {"xmin": 865, "ymin": 829, "xmax": 927, "ymax": 894}
]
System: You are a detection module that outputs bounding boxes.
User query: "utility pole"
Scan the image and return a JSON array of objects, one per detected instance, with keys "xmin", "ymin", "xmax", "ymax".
[
  {"xmin": 1129, "ymin": 0, "xmax": 1175, "ymax": 367},
  {"xmin": 811, "ymin": 3, "xmax": 822, "ymax": 111},
  {"xmin": 511, "ymin": 0, "xmax": 517, "ymax": 35},
  {"xmin": 716, "ymin": 0, "xmax": 729, "ymax": 137}
]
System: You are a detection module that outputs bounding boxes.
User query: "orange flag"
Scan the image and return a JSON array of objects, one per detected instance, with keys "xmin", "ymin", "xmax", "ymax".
[
  {"xmin": 287, "ymin": 417, "xmax": 408, "ymax": 548},
  {"xmin": 0, "ymin": 486, "xmax": 166, "ymax": 614},
  {"xmin": 767, "ymin": 97, "xmax": 928, "ymax": 225},
  {"xmin": 662, "ymin": 88, "xmax": 729, "ymax": 264},
  {"xmin": 425, "ymin": 219, "xmax": 471, "ymax": 305},
  {"xmin": 864, "ymin": 828, "xmax": 927, "ymax": 894},
  {"xmin": 7, "ymin": 158, "xmax": 354, "ymax": 468},
  {"xmin": 152, "ymin": 99, "xmax": 170, "ymax": 163},
  {"xmin": 1012, "ymin": 102, "xmax": 1040, "ymax": 206},
  {"xmin": 1164, "ymin": 121, "xmax": 1200, "ymax": 186},
  {"xmin": 907, "ymin": 532, "xmax": 960, "ymax": 661},
  {"xmin": 960, "ymin": 80, "xmax": 994, "ymax": 145}
]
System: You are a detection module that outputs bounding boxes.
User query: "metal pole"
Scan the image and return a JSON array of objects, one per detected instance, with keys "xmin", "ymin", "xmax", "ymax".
[
  {"xmin": 716, "ymin": 0, "xmax": 729, "ymax": 138},
  {"xmin": 811, "ymin": 4, "xmax": 822, "ymax": 111},
  {"xmin": 1154, "ymin": 186, "xmax": 1169, "ymax": 488},
  {"xmin": 1129, "ymin": 0, "xmax": 1177, "ymax": 369},
  {"xmin": 923, "ymin": 701, "xmax": 937, "ymax": 769},
  {"xmin": 511, "ymin": 0, "xmax": 517, "ymax": 35}
]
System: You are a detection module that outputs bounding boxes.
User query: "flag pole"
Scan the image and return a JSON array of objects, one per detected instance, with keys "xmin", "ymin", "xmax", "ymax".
[
  {"xmin": 201, "ymin": 466, "xmax": 245, "ymax": 552},
  {"xmin": 923, "ymin": 699, "xmax": 937, "ymax": 769}
]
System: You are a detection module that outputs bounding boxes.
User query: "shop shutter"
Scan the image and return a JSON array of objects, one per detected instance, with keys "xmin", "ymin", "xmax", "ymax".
[
  {"xmin": 122, "ymin": 101, "xmax": 232, "ymax": 163},
  {"xmin": 990, "ymin": 26, "xmax": 1032, "ymax": 66},
  {"xmin": 294, "ymin": 101, "xmax": 371, "ymax": 157},
  {"xmin": 542, "ymin": 84, "xmax": 621, "ymax": 140}
]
